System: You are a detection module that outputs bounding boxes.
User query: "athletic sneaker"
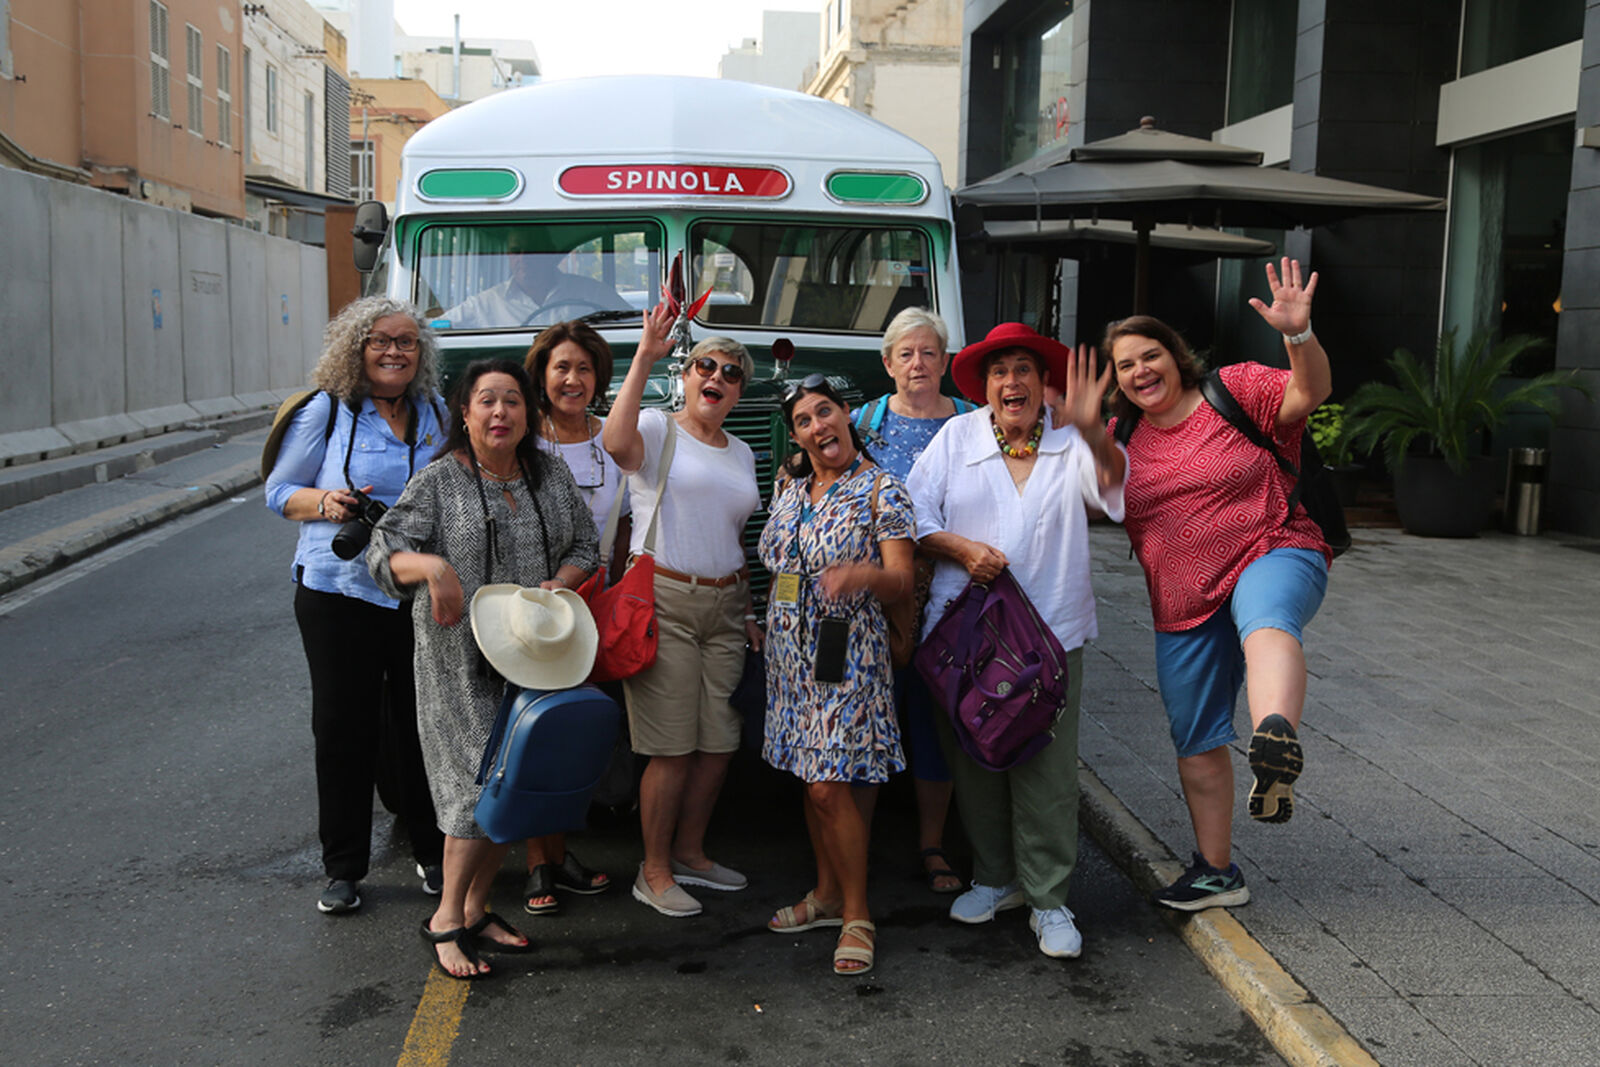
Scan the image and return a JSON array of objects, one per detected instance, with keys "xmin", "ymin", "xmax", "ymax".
[
  {"xmin": 417, "ymin": 863, "xmax": 443, "ymax": 896},
  {"xmin": 1249, "ymin": 713, "xmax": 1304, "ymax": 823},
  {"xmin": 949, "ymin": 881, "xmax": 1025, "ymax": 924},
  {"xmin": 1152, "ymin": 853, "xmax": 1251, "ymax": 911},
  {"xmin": 317, "ymin": 878, "xmax": 361, "ymax": 914},
  {"xmin": 1029, "ymin": 906, "xmax": 1083, "ymax": 958}
]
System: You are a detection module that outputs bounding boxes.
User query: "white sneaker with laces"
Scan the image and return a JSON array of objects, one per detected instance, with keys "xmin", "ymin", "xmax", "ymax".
[
  {"xmin": 948, "ymin": 881, "xmax": 1024, "ymax": 924},
  {"xmin": 1029, "ymin": 905, "xmax": 1082, "ymax": 958}
]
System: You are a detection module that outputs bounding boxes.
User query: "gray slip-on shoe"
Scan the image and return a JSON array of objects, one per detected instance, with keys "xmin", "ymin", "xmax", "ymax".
[
  {"xmin": 632, "ymin": 865, "xmax": 703, "ymax": 917},
  {"xmin": 669, "ymin": 858, "xmax": 748, "ymax": 891}
]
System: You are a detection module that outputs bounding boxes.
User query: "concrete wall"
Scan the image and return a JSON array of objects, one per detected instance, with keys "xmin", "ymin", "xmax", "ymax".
[{"xmin": 0, "ymin": 166, "xmax": 328, "ymax": 463}]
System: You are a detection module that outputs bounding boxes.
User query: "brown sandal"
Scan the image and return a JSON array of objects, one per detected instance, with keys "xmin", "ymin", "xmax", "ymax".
[
  {"xmin": 767, "ymin": 890, "xmax": 844, "ymax": 933},
  {"xmin": 832, "ymin": 919, "xmax": 876, "ymax": 976}
]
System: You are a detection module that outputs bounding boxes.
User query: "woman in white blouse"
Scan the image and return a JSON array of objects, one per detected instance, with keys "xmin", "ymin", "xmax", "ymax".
[{"xmin": 906, "ymin": 321, "xmax": 1125, "ymax": 961}]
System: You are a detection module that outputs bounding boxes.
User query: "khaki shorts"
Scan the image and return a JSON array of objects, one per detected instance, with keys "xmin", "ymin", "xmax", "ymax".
[{"xmin": 623, "ymin": 573, "xmax": 748, "ymax": 757}]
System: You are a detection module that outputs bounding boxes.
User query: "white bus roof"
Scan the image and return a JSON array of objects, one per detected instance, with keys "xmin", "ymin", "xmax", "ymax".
[{"xmin": 397, "ymin": 75, "xmax": 949, "ymax": 219}]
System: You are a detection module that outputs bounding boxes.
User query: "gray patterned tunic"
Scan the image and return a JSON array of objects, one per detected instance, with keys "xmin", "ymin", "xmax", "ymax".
[{"xmin": 368, "ymin": 451, "xmax": 600, "ymax": 837}]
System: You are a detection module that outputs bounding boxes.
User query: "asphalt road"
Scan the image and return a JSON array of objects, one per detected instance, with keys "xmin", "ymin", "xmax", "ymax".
[{"xmin": 0, "ymin": 494, "xmax": 1282, "ymax": 1066}]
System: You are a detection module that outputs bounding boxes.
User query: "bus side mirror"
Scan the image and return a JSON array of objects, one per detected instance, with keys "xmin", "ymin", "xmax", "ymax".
[{"xmin": 352, "ymin": 200, "xmax": 389, "ymax": 273}]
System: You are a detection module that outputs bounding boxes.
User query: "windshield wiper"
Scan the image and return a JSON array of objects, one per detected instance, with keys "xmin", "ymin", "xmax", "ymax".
[{"xmin": 579, "ymin": 309, "xmax": 643, "ymax": 326}]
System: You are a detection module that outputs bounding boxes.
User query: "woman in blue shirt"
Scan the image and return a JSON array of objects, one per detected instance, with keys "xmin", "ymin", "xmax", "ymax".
[
  {"xmin": 265, "ymin": 296, "xmax": 448, "ymax": 916},
  {"xmin": 851, "ymin": 307, "xmax": 974, "ymax": 895}
]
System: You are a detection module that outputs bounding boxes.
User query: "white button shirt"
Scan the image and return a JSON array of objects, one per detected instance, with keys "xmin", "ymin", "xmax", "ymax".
[{"xmin": 906, "ymin": 408, "xmax": 1126, "ymax": 650}]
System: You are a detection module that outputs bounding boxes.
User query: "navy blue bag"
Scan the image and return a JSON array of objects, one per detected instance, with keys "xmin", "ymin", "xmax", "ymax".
[{"xmin": 473, "ymin": 684, "xmax": 623, "ymax": 844}]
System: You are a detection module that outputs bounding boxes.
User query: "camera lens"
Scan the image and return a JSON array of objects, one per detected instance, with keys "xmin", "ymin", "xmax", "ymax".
[{"xmin": 330, "ymin": 520, "xmax": 373, "ymax": 560}]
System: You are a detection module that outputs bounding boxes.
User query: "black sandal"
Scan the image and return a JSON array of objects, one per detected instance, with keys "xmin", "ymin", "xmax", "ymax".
[
  {"xmin": 552, "ymin": 851, "xmax": 611, "ymax": 895},
  {"xmin": 523, "ymin": 864, "xmax": 560, "ymax": 915},
  {"xmin": 420, "ymin": 919, "xmax": 487, "ymax": 979},
  {"xmin": 467, "ymin": 911, "xmax": 535, "ymax": 954},
  {"xmin": 919, "ymin": 847, "xmax": 962, "ymax": 895}
]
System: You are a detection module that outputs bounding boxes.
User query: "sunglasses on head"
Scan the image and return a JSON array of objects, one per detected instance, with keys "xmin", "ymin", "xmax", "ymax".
[
  {"xmin": 689, "ymin": 355, "xmax": 745, "ymax": 384},
  {"xmin": 782, "ymin": 372, "xmax": 830, "ymax": 404}
]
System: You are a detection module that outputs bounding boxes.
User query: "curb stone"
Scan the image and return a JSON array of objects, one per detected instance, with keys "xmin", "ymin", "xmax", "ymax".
[{"xmin": 1078, "ymin": 763, "xmax": 1380, "ymax": 1067}]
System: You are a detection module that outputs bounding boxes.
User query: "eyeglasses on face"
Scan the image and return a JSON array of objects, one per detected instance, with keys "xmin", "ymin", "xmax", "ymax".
[
  {"xmin": 689, "ymin": 355, "xmax": 745, "ymax": 384},
  {"xmin": 366, "ymin": 333, "xmax": 419, "ymax": 352}
]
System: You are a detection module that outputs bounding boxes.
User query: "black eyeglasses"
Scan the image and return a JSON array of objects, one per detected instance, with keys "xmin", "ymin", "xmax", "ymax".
[
  {"xmin": 365, "ymin": 333, "xmax": 419, "ymax": 352},
  {"xmin": 689, "ymin": 356, "xmax": 745, "ymax": 384},
  {"xmin": 782, "ymin": 372, "xmax": 829, "ymax": 403}
]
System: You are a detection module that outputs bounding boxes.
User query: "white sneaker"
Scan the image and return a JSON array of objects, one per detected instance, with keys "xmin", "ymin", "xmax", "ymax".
[
  {"xmin": 1030, "ymin": 906, "xmax": 1082, "ymax": 958},
  {"xmin": 948, "ymin": 881, "xmax": 1024, "ymax": 924}
]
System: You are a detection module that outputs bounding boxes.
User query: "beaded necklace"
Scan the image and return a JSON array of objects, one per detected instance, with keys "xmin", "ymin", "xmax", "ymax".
[{"xmin": 992, "ymin": 418, "xmax": 1043, "ymax": 459}]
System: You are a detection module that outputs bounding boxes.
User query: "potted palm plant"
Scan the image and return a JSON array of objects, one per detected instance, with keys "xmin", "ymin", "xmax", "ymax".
[
  {"xmin": 1307, "ymin": 402, "xmax": 1362, "ymax": 506},
  {"xmin": 1342, "ymin": 330, "xmax": 1585, "ymax": 537}
]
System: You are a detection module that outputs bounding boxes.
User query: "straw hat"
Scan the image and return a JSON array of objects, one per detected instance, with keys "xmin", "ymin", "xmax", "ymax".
[
  {"xmin": 470, "ymin": 585, "xmax": 598, "ymax": 690},
  {"xmin": 950, "ymin": 322, "xmax": 1071, "ymax": 405}
]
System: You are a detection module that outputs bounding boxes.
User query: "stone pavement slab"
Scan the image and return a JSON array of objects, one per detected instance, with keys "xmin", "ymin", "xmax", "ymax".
[{"xmin": 1081, "ymin": 523, "xmax": 1600, "ymax": 1066}]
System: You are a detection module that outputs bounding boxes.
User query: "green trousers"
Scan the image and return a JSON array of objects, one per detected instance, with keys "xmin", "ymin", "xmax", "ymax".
[{"xmin": 934, "ymin": 646, "xmax": 1082, "ymax": 910}]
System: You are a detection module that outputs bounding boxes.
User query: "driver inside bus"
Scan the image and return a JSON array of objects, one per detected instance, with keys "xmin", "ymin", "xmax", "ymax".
[{"xmin": 442, "ymin": 234, "xmax": 629, "ymax": 328}]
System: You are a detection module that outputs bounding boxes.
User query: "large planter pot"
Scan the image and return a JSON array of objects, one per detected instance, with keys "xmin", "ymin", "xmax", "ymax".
[{"xmin": 1394, "ymin": 455, "xmax": 1495, "ymax": 537}]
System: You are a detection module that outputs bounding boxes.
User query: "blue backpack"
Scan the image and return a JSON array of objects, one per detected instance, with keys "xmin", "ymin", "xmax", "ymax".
[
  {"xmin": 473, "ymin": 685, "xmax": 622, "ymax": 843},
  {"xmin": 853, "ymin": 393, "xmax": 975, "ymax": 449}
]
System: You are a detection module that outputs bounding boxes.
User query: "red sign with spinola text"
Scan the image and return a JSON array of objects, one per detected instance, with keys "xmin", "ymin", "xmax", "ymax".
[{"xmin": 559, "ymin": 164, "xmax": 790, "ymax": 198}]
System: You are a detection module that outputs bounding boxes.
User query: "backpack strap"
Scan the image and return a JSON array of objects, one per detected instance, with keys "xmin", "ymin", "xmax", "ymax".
[
  {"xmin": 1198, "ymin": 371, "xmax": 1306, "ymax": 521},
  {"xmin": 1112, "ymin": 408, "xmax": 1141, "ymax": 447},
  {"xmin": 952, "ymin": 397, "xmax": 976, "ymax": 414}
]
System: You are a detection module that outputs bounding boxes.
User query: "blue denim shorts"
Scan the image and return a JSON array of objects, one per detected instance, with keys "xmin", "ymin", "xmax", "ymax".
[{"xmin": 1153, "ymin": 548, "xmax": 1327, "ymax": 758}]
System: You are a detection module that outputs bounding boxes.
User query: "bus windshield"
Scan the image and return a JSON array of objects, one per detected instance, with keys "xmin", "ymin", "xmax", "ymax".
[
  {"xmin": 417, "ymin": 221, "xmax": 665, "ymax": 330},
  {"xmin": 689, "ymin": 221, "xmax": 935, "ymax": 334}
]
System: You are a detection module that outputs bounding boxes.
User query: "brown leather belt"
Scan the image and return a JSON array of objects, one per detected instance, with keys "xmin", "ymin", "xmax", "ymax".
[{"xmin": 653, "ymin": 563, "xmax": 747, "ymax": 588}]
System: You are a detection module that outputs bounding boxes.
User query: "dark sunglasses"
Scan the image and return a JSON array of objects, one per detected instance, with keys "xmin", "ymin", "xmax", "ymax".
[
  {"xmin": 689, "ymin": 355, "xmax": 745, "ymax": 384},
  {"xmin": 782, "ymin": 372, "xmax": 829, "ymax": 403}
]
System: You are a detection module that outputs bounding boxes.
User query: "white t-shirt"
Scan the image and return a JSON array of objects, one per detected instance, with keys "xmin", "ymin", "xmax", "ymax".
[
  {"xmin": 537, "ymin": 417, "xmax": 630, "ymax": 559},
  {"xmin": 906, "ymin": 407, "xmax": 1126, "ymax": 651},
  {"xmin": 626, "ymin": 408, "xmax": 760, "ymax": 577}
]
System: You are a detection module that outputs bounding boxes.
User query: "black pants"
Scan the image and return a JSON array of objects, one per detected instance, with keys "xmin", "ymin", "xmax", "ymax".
[{"xmin": 294, "ymin": 582, "xmax": 444, "ymax": 881}]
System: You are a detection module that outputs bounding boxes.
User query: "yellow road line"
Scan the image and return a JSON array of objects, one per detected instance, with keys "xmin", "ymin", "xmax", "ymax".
[{"xmin": 397, "ymin": 971, "xmax": 470, "ymax": 1067}]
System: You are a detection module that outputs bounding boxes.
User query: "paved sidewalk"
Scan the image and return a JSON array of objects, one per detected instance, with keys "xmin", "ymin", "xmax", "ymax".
[{"xmin": 1081, "ymin": 523, "xmax": 1600, "ymax": 1066}]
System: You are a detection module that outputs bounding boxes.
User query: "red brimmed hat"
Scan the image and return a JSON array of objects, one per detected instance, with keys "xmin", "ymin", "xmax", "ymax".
[{"xmin": 950, "ymin": 322, "xmax": 1071, "ymax": 405}]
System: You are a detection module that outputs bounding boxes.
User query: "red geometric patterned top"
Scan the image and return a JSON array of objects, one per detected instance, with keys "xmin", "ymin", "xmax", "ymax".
[{"xmin": 1111, "ymin": 363, "xmax": 1331, "ymax": 632}]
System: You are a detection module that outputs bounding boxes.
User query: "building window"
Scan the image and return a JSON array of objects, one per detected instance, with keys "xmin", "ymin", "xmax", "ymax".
[
  {"xmin": 185, "ymin": 24, "xmax": 203, "ymax": 137},
  {"xmin": 1442, "ymin": 123, "xmax": 1572, "ymax": 373},
  {"xmin": 242, "ymin": 48, "xmax": 252, "ymax": 156},
  {"xmin": 1460, "ymin": 0, "xmax": 1583, "ymax": 77},
  {"xmin": 2, "ymin": 0, "xmax": 13, "ymax": 79},
  {"xmin": 149, "ymin": 1, "xmax": 170, "ymax": 120},
  {"xmin": 216, "ymin": 46, "xmax": 232, "ymax": 147},
  {"xmin": 1226, "ymin": 0, "xmax": 1295, "ymax": 124},
  {"xmin": 324, "ymin": 70, "xmax": 352, "ymax": 196},
  {"xmin": 350, "ymin": 139, "xmax": 375, "ymax": 200},
  {"xmin": 999, "ymin": 3, "xmax": 1076, "ymax": 169},
  {"xmin": 265, "ymin": 63, "xmax": 278, "ymax": 133}
]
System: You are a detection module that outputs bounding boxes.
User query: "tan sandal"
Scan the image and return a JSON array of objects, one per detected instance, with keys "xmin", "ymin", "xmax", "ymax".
[
  {"xmin": 767, "ymin": 890, "xmax": 844, "ymax": 933},
  {"xmin": 832, "ymin": 919, "xmax": 876, "ymax": 976}
]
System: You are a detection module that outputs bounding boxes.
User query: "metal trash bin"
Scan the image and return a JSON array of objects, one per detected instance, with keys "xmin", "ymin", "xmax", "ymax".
[{"xmin": 1503, "ymin": 447, "xmax": 1547, "ymax": 535}]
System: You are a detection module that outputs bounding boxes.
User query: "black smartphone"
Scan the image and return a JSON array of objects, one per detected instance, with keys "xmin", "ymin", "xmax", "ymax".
[{"xmin": 814, "ymin": 616, "xmax": 849, "ymax": 683}]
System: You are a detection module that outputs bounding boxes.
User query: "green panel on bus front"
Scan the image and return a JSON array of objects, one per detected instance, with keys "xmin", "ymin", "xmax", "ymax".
[
  {"xmin": 418, "ymin": 169, "xmax": 521, "ymax": 200},
  {"xmin": 826, "ymin": 172, "xmax": 928, "ymax": 205}
]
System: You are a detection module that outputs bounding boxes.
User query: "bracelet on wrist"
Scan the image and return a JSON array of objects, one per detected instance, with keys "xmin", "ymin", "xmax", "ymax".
[
  {"xmin": 317, "ymin": 491, "xmax": 331, "ymax": 517},
  {"xmin": 1284, "ymin": 323, "xmax": 1314, "ymax": 346}
]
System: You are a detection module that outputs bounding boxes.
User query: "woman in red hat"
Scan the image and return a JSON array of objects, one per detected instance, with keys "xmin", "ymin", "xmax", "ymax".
[{"xmin": 904, "ymin": 321, "xmax": 1125, "ymax": 960}]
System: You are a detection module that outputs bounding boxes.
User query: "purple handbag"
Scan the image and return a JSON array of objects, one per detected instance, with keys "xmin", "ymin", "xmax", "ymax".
[{"xmin": 914, "ymin": 568, "xmax": 1071, "ymax": 772}]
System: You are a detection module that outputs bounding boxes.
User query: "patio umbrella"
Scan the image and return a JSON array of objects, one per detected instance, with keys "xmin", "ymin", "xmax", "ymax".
[
  {"xmin": 980, "ymin": 218, "xmax": 1276, "ymax": 259},
  {"xmin": 956, "ymin": 117, "xmax": 1445, "ymax": 312}
]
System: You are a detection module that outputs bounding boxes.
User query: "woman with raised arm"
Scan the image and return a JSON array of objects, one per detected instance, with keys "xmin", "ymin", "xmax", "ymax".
[
  {"xmin": 1105, "ymin": 259, "xmax": 1332, "ymax": 913},
  {"xmin": 602, "ymin": 302, "xmax": 762, "ymax": 918}
]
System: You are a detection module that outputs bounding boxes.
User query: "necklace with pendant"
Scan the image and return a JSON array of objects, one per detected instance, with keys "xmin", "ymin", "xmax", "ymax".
[{"xmin": 993, "ymin": 419, "xmax": 1042, "ymax": 459}]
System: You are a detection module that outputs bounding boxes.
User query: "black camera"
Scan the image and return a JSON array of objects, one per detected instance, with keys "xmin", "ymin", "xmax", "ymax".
[{"xmin": 330, "ymin": 489, "xmax": 388, "ymax": 560}]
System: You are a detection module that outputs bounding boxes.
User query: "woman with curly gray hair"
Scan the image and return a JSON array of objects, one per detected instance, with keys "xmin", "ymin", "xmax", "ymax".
[{"xmin": 265, "ymin": 296, "xmax": 449, "ymax": 916}]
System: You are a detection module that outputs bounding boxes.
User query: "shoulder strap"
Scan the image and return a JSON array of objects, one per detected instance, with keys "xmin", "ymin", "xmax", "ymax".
[
  {"xmin": 595, "ymin": 478, "xmax": 627, "ymax": 562},
  {"xmin": 640, "ymin": 413, "xmax": 678, "ymax": 557},
  {"xmin": 261, "ymin": 389, "xmax": 335, "ymax": 480},
  {"xmin": 1199, "ymin": 370, "xmax": 1306, "ymax": 520},
  {"xmin": 1112, "ymin": 408, "xmax": 1141, "ymax": 446},
  {"xmin": 952, "ymin": 397, "xmax": 976, "ymax": 414}
]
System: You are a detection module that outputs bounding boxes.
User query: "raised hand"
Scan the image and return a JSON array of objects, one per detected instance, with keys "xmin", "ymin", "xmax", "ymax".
[
  {"xmin": 1046, "ymin": 343, "xmax": 1112, "ymax": 435},
  {"xmin": 1247, "ymin": 257, "xmax": 1318, "ymax": 337},
  {"xmin": 637, "ymin": 290, "xmax": 677, "ymax": 363}
]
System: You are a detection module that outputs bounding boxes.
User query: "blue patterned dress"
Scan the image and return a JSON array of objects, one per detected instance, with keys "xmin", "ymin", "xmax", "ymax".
[{"xmin": 758, "ymin": 464, "xmax": 913, "ymax": 783}]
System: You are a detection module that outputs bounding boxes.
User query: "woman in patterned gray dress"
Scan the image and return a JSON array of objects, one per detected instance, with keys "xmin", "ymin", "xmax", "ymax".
[{"xmin": 369, "ymin": 359, "xmax": 599, "ymax": 979}]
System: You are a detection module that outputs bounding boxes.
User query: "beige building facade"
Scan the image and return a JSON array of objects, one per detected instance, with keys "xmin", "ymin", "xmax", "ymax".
[
  {"xmin": 0, "ymin": 0, "xmax": 245, "ymax": 217},
  {"xmin": 806, "ymin": 0, "xmax": 962, "ymax": 182},
  {"xmin": 348, "ymin": 76, "xmax": 447, "ymax": 207},
  {"xmin": 241, "ymin": 0, "xmax": 349, "ymax": 199}
]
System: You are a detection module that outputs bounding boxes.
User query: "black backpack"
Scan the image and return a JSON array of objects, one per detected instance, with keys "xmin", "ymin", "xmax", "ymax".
[{"xmin": 1114, "ymin": 370, "xmax": 1351, "ymax": 557}]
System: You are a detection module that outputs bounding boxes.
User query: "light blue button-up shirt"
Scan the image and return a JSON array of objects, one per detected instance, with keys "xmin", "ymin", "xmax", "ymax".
[{"xmin": 264, "ymin": 391, "xmax": 447, "ymax": 607}]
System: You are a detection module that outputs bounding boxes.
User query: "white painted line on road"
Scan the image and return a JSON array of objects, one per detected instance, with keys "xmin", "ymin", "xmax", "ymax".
[{"xmin": 0, "ymin": 497, "xmax": 249, "ymax": 617}]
